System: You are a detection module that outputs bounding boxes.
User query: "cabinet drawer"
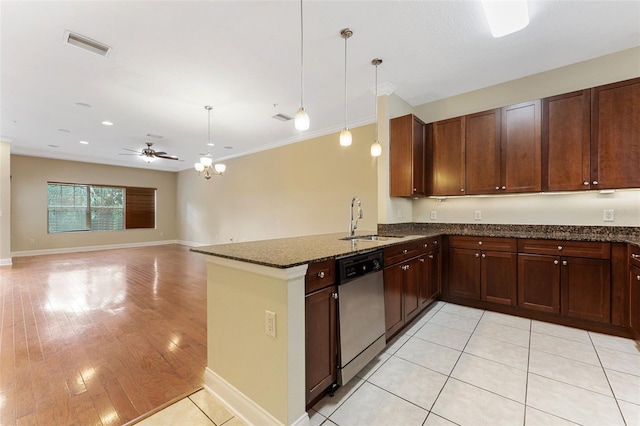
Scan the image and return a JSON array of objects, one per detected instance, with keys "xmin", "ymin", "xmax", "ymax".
[
  {"xmin": 518, "ymin": 239, "xmax": 610, "ymax": 259},
  {"xmin": 630, "ymin": 244, "xmax": 640, "ymax": 268},
  {"xmin": 418, "ymin": 236, "xmax": 441, "ymax": 253},
  {"xmin": 448, "ymin": 236, "xmax": 517, "ymax": 252},
  {"xmin": 384, "ymin": 240, "xmax": 424, "ymax": 265},
  {"xmin": 306, "ymin": 259, "xmax": 336, "ymax": 294}
]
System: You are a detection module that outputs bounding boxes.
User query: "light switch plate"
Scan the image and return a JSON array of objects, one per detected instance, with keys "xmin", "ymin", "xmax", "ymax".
[
  {"xmin": 430, "ymin": 211, "xmax": 437, "ymax": 220},
  {"xmin": 474, "ymin": 210, "xmax": 482, "ymax": 220},
  {"xmin": 603, "ymin": 209, "xmax": 615, "ymax": 222},
  {"xmin": 265, "ymin": 310, "xmax": 276, "ymax": 337}
]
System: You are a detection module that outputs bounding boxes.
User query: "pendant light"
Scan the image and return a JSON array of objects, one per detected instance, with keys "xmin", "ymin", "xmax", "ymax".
[
  {"xmin": 294, "ymin": 0, "xmax": 310, "ymax": 130},
  {"xmin": 339, "ymin": 28, "xmax": 353, "ymax": 147},
  {"xmin": 370, "ymin": 58, "xmax": 383, "ymax": 157},
  {"xmin": 194, "ymin": 106, "xmax": 226, "ymax": 180}
]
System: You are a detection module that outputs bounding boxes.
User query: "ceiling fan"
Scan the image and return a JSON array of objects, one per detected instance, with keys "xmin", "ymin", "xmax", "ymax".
[{"xmin": 121, "ymin": 142, "xmax": 179, "ymax": 162}]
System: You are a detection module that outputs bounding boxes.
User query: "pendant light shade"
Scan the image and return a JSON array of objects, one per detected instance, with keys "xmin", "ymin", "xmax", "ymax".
[
  {"xmin": 371, "ymin": 58, "xmax": 383, "ymax": 157},
  {"xmin": 339, "ymin": 28, "xmax": 353, "ymax": 147},
  {"xmin": 194, "ymin": 106, "xmax": 227, "ymax": 179},
  {"xmin": 295, "ymin": 0, "xmax": 310, "ymax": 131}
]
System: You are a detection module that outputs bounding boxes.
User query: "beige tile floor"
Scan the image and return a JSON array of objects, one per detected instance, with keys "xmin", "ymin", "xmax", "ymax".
[{"xmin": 140, "ymin": 302, "xmax": 640, "ymax": 426}]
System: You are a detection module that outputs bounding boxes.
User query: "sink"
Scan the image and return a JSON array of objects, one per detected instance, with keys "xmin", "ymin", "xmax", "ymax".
[{"xmin": 340, "ymin": 235, "xmax": 402, "ymax": 241}]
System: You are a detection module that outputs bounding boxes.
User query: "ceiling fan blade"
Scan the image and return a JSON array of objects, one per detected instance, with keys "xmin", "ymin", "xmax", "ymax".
[
  {"xmin": 155, "ymin": 154, "xmax": 179, "ymax": 160},
  {"xmin": 119, "ymin": 153, "xmax": 141, "ymax": 156},
  {"xmin": 153, "ymin": 151, "xmax": 167, "ymax": 156},
  {"xmin": 122, "ymin": 148, "xmax": 141, "ymax": 153}
]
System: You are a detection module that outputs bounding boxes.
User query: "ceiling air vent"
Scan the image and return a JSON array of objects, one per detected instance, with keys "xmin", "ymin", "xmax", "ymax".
[
  {"xmin": 63, "ymin": 31, "xmax": 112, "ymax": 57},
  {"xmin": 272, "ymin": 113, "xmax": 293, "ymax": 122}
]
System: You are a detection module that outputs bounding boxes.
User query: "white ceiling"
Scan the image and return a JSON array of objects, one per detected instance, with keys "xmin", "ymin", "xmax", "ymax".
[{"xmin": 1, "ymin": 1, "xmax": 639, "ymax": 172}]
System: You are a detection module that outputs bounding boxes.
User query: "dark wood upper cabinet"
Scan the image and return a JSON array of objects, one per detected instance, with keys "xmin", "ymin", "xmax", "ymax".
[
  {"xmin": 432, "ymin": 116, "xmax": 465, "ymax": 196},
  {"xmin": 465, "ymin": 109, "xmax": 501, "ymax": 195},
  {"xmin": 501, "ymin": 100, "xmax": 542, "ymax": 193},
  {"xmin": 389, "ymin": 114, "xmax": 426, "ymax": 197},
  {"xmin": 542, "ymin": 90, "xmax": 591, "ymax": 191},
  {"xmin": 591, "ymin": 77, "xmax": 640, "ymax": 189}
]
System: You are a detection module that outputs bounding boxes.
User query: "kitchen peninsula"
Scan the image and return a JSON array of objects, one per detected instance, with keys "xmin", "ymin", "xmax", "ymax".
[{"xmin": 192, "ymin": 232, "xmax": 430, "ymax": 426}]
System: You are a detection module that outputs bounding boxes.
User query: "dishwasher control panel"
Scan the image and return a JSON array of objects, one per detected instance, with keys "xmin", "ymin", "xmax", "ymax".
[{"xmin": 337, "ymin": 250, "xmax": 384, "ymax": 282}]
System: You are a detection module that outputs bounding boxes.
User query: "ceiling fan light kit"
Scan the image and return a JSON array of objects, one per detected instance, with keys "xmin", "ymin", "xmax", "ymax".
[{"xmin": 194, "ymin": 105, "xmax": 226, "ymax": 180}]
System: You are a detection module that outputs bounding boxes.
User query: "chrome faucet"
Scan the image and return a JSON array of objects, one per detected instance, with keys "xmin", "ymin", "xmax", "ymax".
[{"xmin": 349, "ymin": 197, "xmax": 363, "ymax": 237}]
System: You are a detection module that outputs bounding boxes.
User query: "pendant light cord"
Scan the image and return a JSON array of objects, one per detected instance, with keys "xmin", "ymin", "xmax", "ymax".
[
  {"xmin": 300, "ymin": 0, "xmax": 304, "ymax": 108},
  {"xmin": 375, "ymin": 61, "xmax": 379, "ymax": 141},
  {"xmin": 344, "ymin": 34, "xmax": 348, "ymax": 127},
  {"xmin": 207, "ymin": 107, "xmax": 211, "ymax": 146}
]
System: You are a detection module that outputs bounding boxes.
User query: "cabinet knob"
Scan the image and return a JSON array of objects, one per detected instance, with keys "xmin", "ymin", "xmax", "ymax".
[
  {"xmin": 592, "ymin": 180, "xmax": 599, "ymax": 185},
  {"xmin": 557, "ymin": 245, "xmax": 563, "ymax": 251},
  {"xmin": 481, "ymin": 253, "xmax": 486, "ymax": 258},
  {"xmin": 495, "ymin": 186, "xmax": 500, "ymax": 190},
  {"xmin": 332, "ymin": 292, "xmax": 338, "ymax": 299},
  {"xmin": 562, "ymin": 260, "xmax": 568, "ymax": 266},
  {"xmin": 478, "ymin": 241, "xmax": 483, "ymax": 245},
  {"xmin": 460, "ymin": 188, "xmax": 465, "ymax": 192},
  {"xmin": 475, "ymin": 253, "xmax": 480, "ymax": 258},
  {"xmin": 632, "ymin": 253, "xmax": 640, "ymax": 259},
  {"xmin": 403, "ymin": 249, "xmax": 408, "ymax": 254},
  {"xmin": 423, "ymin": 243, "xmax": 428, "ymax": 248},
  {"xmin": 636, "ymin": 275, "xmax": 640, "ymax": 281},
  {"xmin": 583, "ymin": 182, "xmax": 589, "ymax": 186},
  {"xmin": 413, "ymin": 188, "xmax": 417, "ymax": 192},
  {"xmin": 433, "ymin": 240, "xmax": 438, "ymax": 245},
  {"xmin": 317, "ymin": 271, "xmax": 325, "ymax": 279},
  {"xmin": 420, "ymin": 258, "xmax": 425, "ymax": 263},
  {"xmin": 402, "ymin": 264, "xmax": 410, "ymax": 270},
  {"xmin": 428, "ymin": 254, "xmax": 434, "ymax": 259},
  {"xmin": 501, "ymin": 186, "xmax": 506, "ymax": 190},
  {"xmin": 554, "ymin": 260, "xmax": 559, "ymax": 265}
]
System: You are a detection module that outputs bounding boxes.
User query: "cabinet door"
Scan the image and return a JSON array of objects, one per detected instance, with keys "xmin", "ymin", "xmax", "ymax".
[
  {"xmin": 419, "ymin": 250, "xmax": 441, "ymax": 307},
  {"xmin": 591, "ymin": 78, "xmax": 640, "ymax": 189},
  {"xmin": 432, "ymin": 116, "xmax": 465, "ymax": 196},
  {"xmin": 403, "ymin": 258, "xmax": 421, "ymax": 323},
  {"xmin": 384, "ymin": 265, "xmax": 404, "ymax": 339},
  {"xmin": 542, "ymin": 90, "xmax": 591, "ymax": 191},
  {"xmin": 449, "ymin": 248, "xmax": 481, "ymax": 299},
  {"xmin": 305, "ymin": 285, "xmax": 337, "ymax": 405},
  {"xmin": 631, "ymin": 264, "xmax": 640, "ymax": 339},
  {"xmin": 465, "ymin": 109, "xmax": 501, "ymax": 195},
  {"xmin": 501, "ymin": 100, "xmax": 542, "ymax": 193},
  {"xmin": 517, "ymin": 254, "xmax": 560, "ymax": 313},
  {"xmin": 389, "ymin": 114, "xmax": 425, "ymax": 197},
  {"xmin": 561, "ymin": 257, "xmax": 611, "ymax": 323},
  {"xmin": 481, "ymin": 251, "xmax": 517, "ymax": 306}
]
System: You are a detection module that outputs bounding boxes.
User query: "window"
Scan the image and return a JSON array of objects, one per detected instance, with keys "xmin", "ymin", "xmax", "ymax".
[{"xmin": 47, "ymin": 183, "xmax": 155, "ymax": 233}]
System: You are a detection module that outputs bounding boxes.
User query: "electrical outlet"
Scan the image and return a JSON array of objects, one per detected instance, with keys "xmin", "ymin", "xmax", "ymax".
[
  {"xmin": 430, "ymin": 211, "xmax": 437, "ymax": 220},
  {"xmin": 474, "ymin": 210, "xmax": 482, "ymax": 220},
  {"xmin": 265, "ymin": 310, "xmax": 276, "ymax": 337},
  {"xmin": 397, "ymin": 209, "xmax": 404, "ymax": 219},
  {"xmin": 29, "ymin": 238, "xmax": 35, "ymax": 245},
  {"xmin": 603, "ymin": 209, "xmax": 615, "ymax": 222}
]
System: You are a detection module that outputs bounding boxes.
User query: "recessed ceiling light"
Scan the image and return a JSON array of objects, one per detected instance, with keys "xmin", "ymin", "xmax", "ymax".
[
  {"xmin": 101, "ymin": 121, "xmax": 114, "ymax": 126},
  {"xmin": 58, "ymin": 128, "xmax": 71, "ymax": 133},
  {"xmin": 79, "ymin": 140, "xmax": 89, "ymax": 145},
  {"xmin": 63, "ymin": 30, "xmax": 112, "ymax": 57},
  {"xmin": 75, "ymin": 102, "xmax": 92, "ymax": 108}
]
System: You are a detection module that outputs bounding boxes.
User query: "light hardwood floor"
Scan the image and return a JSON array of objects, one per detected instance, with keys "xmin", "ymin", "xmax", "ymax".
[{"xmin": 0, "ymin": 244, "xmax": 208, "ymax": 425}]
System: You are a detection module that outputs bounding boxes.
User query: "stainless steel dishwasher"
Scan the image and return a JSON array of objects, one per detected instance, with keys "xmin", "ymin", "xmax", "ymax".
[{"xmin": 336, "ymin": 249, "xmax": 385, "ymax": 386}]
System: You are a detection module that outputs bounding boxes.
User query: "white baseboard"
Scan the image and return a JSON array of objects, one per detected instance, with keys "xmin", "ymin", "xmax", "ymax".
[
  {"xmin": 204, "ymin": 368, "xmax": 310, "ymax": 426},
  {"xmin": 0, "ymin": 257, "xmax": 12, "ymax": 266},
  {"xmin": 11, "ymin": 239, "xmax": 181, "ymax": 258}
]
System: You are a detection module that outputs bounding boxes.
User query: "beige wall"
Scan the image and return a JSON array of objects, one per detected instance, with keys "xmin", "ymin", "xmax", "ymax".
[
  {"xmin": 380, "ymin": 46, "xmax": 640, "ymax": 227},
  {"xmin": 177, "ymin": 125, "xmax": 378, "ymax": 245},
  {"xmin": 10, "ymin": 155, "xmax": 178, "ymax": 253}
]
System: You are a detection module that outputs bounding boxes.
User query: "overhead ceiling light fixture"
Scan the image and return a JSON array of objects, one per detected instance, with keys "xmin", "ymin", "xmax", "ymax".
[
  {"xmin": 294, "ymin": 0, "xmax": 310, "ymax": 131},
  {"xmin": 101, "ymin": 120, "xmax": 114, "ymax": 126},
  {"xmin": 482, "ymin": 0, "xmax": 530, "ymax": 38},
  {"xmin": 194, "ymin": 106, "xmax": 226, "ymax": 180},
  {"xmin": 339, "ymin": 28, "xmax": 353, "ymax": 147},
  {"xmin": 370, "ymin": 58, "xmax": 383, "ymax": 157}
]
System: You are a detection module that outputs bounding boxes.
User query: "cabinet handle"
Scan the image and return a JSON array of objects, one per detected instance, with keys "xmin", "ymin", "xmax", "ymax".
[
  {"xmin": 501, "ymin": 186, "xmax": 506, "ymax": 190},
  {"xmin": 428, "ymin": 254, "xmax": 434, "ymax": 259},
  {"xmin": 475, "ymin": 253, "xmax": 480, "ymax": 258},
  {"xmin": 557, "ymin": 245, "xmax": 563, "ymax": 251},
  {"xmin": 317, "ymin": 271, "xmax": 325, "ymax": 279},
  {"xmin": 402, "ymin": 264, "xmax": 410, "ymax": 271},
  {"xmin": 420, "ymin": 258, "xmax": 425, "ymax": 263},
  {"xmin": 403, "ymin": 249, "xmax": 408, "ymax": 254},
  {"xmin": 332, "ymin": 292, "xmax": 338, "ymax": 299},
  {"xmin": 562, "ymin": 260, "xmax": 568, "ymax": 266},
  {"xmin": 482, "ymin": 253, "xmax": 486, "ymax": 258},
  {"xmin": 583, "ymin": 182, "xmax": 589, "ymax": 186},
  {"xmin": 554, "ymin": 260, "xmax": 559, "ymax": 265},
  {"xmin": 592, "ymin": 180, "xmax": 599, "ymax": 185},
  {"xmin": 632, "ymin": 254, "xmax": 640, "ymax": 259}
]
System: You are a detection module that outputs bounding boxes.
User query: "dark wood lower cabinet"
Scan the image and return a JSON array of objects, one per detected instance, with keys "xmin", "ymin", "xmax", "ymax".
[
  {"xmin": 517, "ymin": 254, "xmax": 560, "ymax": 314},
  {"xmin": 384, "ymin": 264, "xmax": 405, "ymax": 338},
  {"xmin": 630, "ymin": 264, "xmax": 640, "ymax": 339},
  {"xmin": 561, "ymin": 257, "xmax": 611, "ymax": 323},
  {"xmin": 449, "ymin": 248, "xmax": 481, "ymax": 299},
  {"xmin": 419, "ymin": 250, "xmax": 441, "ymax": 308},
  {"xmin": 305, "ymin": 285, "xmax": 337, "ymax": 407}
]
